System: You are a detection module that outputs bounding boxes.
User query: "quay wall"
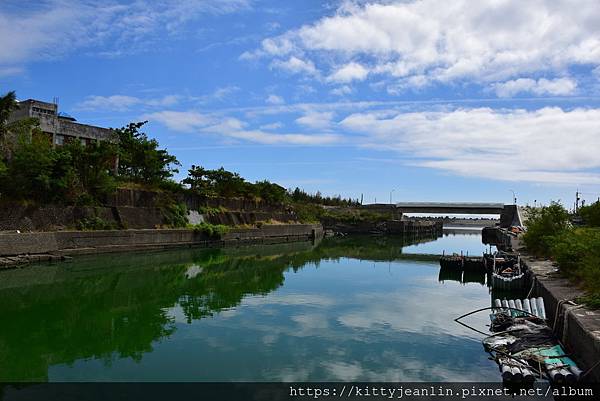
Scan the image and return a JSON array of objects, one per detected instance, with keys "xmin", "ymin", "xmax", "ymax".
[
  {"xmin": 322, "ymin": 219, "xmax": 443, "ymax": 236},
  {"xmin": 0, "ymin": 224, "xmax": 323, "ymax": 258}
]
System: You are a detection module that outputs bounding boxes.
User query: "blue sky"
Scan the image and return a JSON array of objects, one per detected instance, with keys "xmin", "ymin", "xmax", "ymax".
[{"xmin": 2, "ymin": 0, "xmax": 600, "ymax": 207}]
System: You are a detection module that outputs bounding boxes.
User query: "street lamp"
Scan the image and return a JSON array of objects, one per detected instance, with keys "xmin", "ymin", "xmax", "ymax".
[
  {"xmin": 509, "ymin": 189, "xmax": 517, "ymax": 205},
  {"xmin": 390, "ymin": 189, "xmax": 396, "ymax": 205}
]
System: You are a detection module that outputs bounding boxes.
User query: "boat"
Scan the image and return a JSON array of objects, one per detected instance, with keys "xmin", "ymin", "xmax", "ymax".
[
  {"xmin": 485, "ymin": 251, "xmax": 527, "ymax": 290},
  {"xmin": 455, "ymin": 297, "xmax": 583, "ymax": 385}
]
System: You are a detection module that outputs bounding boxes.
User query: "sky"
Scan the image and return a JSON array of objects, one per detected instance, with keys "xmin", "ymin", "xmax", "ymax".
[{"xmin": 2, "ymin": 0, "xmax": 600, "ymax": 208}]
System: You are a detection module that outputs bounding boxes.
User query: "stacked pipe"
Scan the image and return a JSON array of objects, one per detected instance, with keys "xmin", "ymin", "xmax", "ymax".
[
  {"xmin": 494, "ymin": 297, "xmax": 546, "ymax": 319},
  {"xmin": 545, "ymin": 363, "xmax": 577, "ymax": 385},
  {"xmin": 498, "ymin": 358, "xmax": 535, "ymax": 384}
]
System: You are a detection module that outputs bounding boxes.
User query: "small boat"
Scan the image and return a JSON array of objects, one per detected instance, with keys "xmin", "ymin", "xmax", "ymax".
[
  {"xmin": 455, "ymin": 297, "xmax": 583, "ymax": 386},
  {"xmin": 485, "ymin": 251, "xmax": 527, "ymax": 290}
]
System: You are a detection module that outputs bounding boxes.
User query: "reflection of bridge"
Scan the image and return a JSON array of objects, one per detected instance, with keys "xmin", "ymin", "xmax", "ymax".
[{"xmin": 395, "ymin": 202, "xmax": 505, "ymax": 214}]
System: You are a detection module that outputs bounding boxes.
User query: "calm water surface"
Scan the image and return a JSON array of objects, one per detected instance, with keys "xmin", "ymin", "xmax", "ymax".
[{"xmin": 0, "ymin": 231, "xmax": 500, "ymax": 382}]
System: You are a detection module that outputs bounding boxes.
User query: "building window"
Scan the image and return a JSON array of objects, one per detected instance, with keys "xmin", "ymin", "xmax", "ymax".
[{"xmin": 54, "ymin": 134, "xmax": 64, "ymax": 146}]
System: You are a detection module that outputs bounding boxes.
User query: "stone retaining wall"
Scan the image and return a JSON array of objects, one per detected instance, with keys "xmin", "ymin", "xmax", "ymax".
[{"xmin": 0, "ymin": 224, "xmax": 323, "ymax": 258}]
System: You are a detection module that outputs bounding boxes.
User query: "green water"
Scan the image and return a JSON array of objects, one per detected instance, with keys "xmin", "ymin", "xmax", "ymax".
[{"xmin": 0, "ymin": 232, "xmax": 500, "ymax": 382}]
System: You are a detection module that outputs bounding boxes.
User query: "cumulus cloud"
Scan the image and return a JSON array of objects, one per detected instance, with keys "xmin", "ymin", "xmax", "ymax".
[
  {"xmin": 295, "ymin": 111, "xmax": 335, "ymax": 129},
  {"xmin": 492, "ymin": 77, "xmax": 577, "ymax": 98},
  {"xmin": 330, "ymin": 85, "xmax": 353, "ymax": 96},
  {"xmin": 341, "ymin": 107, "xmax": 600, "ymax": 185},
  {"xmin": 0, "ymin": 0, "xmax": 251, "ymax": 72},
  {"xmin": 249, "ymin": 0, "xmax": 600, "ymax": 93},
  {"xmin": 327, "ymin": 62, "xmax": 369, "ymax": 83},
  {"xmin": 269, "ymin": 56, "xmax": 318, "ymax": 76}
]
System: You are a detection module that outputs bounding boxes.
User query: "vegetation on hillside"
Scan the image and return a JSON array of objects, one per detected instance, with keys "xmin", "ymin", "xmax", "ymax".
[
  {"xmin": 523, "ymin": 201, "xmax": 600, "ymax": 308},
  {"xmin": 0, "ymin": 90, "xmax": 358, "ymax": 211}
]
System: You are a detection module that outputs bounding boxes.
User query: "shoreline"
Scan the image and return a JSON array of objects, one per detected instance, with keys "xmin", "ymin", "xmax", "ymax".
[{"xmin": 0, "ymin": 220, "xmax": 444, "ymax": 269}]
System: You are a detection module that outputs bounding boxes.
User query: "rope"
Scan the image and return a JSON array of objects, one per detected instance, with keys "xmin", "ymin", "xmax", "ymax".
[{"xmin": 581, "ymin": 359, "xmax": 600, "ymax": 380}]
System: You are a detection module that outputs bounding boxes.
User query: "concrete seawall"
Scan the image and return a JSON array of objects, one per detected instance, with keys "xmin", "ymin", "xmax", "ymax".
[
  {"xmin": 0, "ymin": 224, "xmax": 323, "ymax": 260},
  {"xmin": 523, "ymin": 255, "xmax": 600, "ymax": 382}
]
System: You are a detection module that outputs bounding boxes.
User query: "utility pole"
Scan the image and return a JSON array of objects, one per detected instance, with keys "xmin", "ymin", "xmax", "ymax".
[
  {"xmin": 360, "ymin": 193, "xmax": 363, "ymax": 205},
  {"xmin": 390, "ymin": 189, "xmax": 395, "ymax": 205},
  {"xmin": 575, "ymin": 190, "xmax": 581, "ymax": 213},
  {"xmin": 509, "ymin": 189, "xmax": 517, "ymax": 205}
]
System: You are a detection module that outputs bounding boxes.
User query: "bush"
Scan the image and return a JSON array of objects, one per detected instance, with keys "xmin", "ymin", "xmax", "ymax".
[
  {"xmin": 523, "ymin": 202, "xmax": 570, "ymax": 256},
  {"xmin": 76, "ymin": 216, "xmax": 119, "ymax": 231},
  {"xmin": 162, "ymin": 203, "xmax": 188, "ymax": 228},
  {"xmin": 188, "ymin": 222, "xmax": 230, "ymax": 238},
  {"xmin": 580, "ymin": 201, "xmax": 600, "ymax": 227},
  {"xmin": 198, "ymin": 206, "xmax": 227, "ymax": 215}
]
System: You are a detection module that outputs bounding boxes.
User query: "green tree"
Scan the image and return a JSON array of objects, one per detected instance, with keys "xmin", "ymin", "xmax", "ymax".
[
  {"xmin": 114, "ymin": 121, "xmax": 180, "ymax": 185},
  {"xmin": 5, "ymin": 133, "xmax": 56, "ymax": 202},
  {"xmin": 580, "ymin": 201, "xmax": 600, "ymax": 227},
  {"xmin": 0, "ymin": 91, "xmax": 39, "ymax": 157},
  {"xmin": 523, "ymin": 202, "xmax": 570, "ymax": 256},
  {"xmin": 65, "ymin": 140, "xmax": 118, "ymax": 203},
  {"xmin": 253, "ymin": 180, "xmax": 287, "ymax": 203},
  {"xmin": 183, "ymin": 166, "xmax": 249, "ymax": 198}
]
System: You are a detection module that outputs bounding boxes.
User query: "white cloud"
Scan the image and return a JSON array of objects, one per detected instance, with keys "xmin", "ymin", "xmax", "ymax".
[
  {"xmin": 143, "ymin": 110, "xmax": 213, "ymax": 132},
  {"xmin": 295, "ymin": 111, "xmax": 334, "ymax": 129},
  {"xmin": 211, "ymin": 86, "xmax": 241, "ymax": 101},
  {"xmin": 202, "ymin": 118, "xmax": 341, "ymax": 145},
  {"xmin": 250, "ymin": 0, "xmax": 600, "ymax": 92},
  {"xmin": 0, "ymin": 0, "xmax": 251, "ymax": 73},
  {"xmin": 327, "ymin": 62, "xmax": 369, "ymax": 83},
  {"xmin": 330, "ymin": 85, "xmax": 353, "ymax": 96},
  {"xmin": 270, "ymin": 56, "xmax": 318, "ymax": 76},
  {"xmin": 147, "ymin": 110, "xmax": 340, "ymax": 145},
  {"xmin": 341, "ymin": 107, "xmax": 600, "ymax": 185},
  {"xmin": 266, "ymin": 94, "xmax": 285, "ymax": 105},
  {"xmin": 492, "ymin": 77, "xmax": 577, "ymax": 98},
  {"xmin": 259, "ymin": 122, "xmax": 283, "ymax": 130},
  {"xmin": 77, "ymin": 94, "xmax": 180, "ymax": 111}
]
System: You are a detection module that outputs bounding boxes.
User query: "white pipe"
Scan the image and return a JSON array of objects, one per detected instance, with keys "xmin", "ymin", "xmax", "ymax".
[
  {"xmin": 569, "ymin": 365, "xmax": 583, "ymax": 380},
  {"xmin": 530, "ymin": 298, "xmax": 539, "ymax": 317},
  {"xmin": 501, "ymin": 363, "xmax": 513, "ymax": 382},
  {"xmin": 511, "ymin": 366, "xmax": 523, "ymax": 383},
  {"xmin": 494, "ymin": 299, "xmax": 502, "ymax": 308},
  {"xmin": 561, "ymin": 368, "xmax": 576, "ymax": 385},
  {"xmin": 508, "ymin": 299, "xmax": 516, "ymax": 310},
  {"xmin": 515, "ymin": 299, "xmax": 523, "ymax": 311},
  {"xmin": 536, "ymin": 297, "xmax": 546, "ymax": 319},
  {"xmin": 502, "ymin": 299, "xmax": 509, "ymax": 308},
  {"xmin": 523, "ymin": 299, "xmax": 531, "ymax": 314}
]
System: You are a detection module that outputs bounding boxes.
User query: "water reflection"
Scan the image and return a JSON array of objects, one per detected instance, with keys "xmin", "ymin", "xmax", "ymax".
[{"xmin": 0, "ymin": 234, "xmax": 499, "ymax": 382}]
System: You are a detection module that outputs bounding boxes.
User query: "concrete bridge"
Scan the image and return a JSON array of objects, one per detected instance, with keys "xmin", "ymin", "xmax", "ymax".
[
  {"xmin": 394, "ymin": 202, "xmax": 505, "ymax": 215},
  {"xmin": 362, "ymin": 202, "xmax": 522, "ymax": 228}
]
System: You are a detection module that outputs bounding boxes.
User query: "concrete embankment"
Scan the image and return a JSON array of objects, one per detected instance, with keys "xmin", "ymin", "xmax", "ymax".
[
  {"xmin": 520, "ymin": 252, "xmax": 600, "ymax": 382},
  {"xmin": 485, "ymin": 228, "xmax": 600, "ymax": 382},
  {"xmin": 0, "ymin": 224, "xmax": 322, "ymax": 267}
]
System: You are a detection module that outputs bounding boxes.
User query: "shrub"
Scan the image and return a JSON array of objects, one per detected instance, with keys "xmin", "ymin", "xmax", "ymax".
[
  {"xmin": 76, "ymin": 216, "xmax": 118, "ymax": 231},
  {"xmin": 188, "ymin": 222, "xmax": 230, "ymax": 238},
  {"xmin": 523, "ymin": 202, "xmax": 570, "ymax": 256},
  {"xmin": 580, "ymin": 201, "xmax": 600, "ymax": 227},
  {"xmin": 162, "ymin": 203, "xmax": 188, "ymax": 228}
]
